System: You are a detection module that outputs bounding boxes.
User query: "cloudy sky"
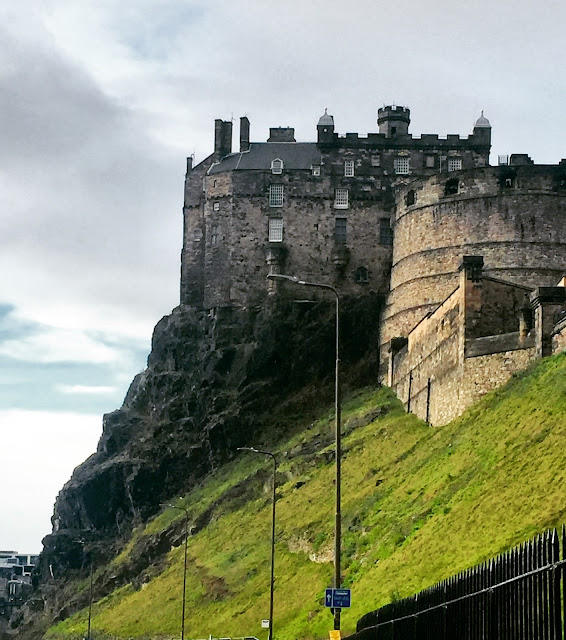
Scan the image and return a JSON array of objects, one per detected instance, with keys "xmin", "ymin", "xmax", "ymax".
[{"xmin": 2, "ymin": 0, "xmax": 565, "ymax": 553}]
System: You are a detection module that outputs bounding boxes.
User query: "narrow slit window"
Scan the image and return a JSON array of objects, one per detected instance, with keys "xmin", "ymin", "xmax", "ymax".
[
  {"xmin": 379, "ymin": 218, "xmax": 393, "ymax": 245},
  {"xmin": 334, "ymin": 217, "xmax": 347, "ymax": 244}
]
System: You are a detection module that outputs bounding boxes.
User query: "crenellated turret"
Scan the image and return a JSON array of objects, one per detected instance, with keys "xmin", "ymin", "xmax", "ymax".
[{"xmin": 377, "ymin": 105, "xmax": 410, "ymax": 138}]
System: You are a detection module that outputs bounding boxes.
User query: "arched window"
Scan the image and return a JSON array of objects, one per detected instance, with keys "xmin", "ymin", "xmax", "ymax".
[
  {"xmin": 445, "ymin": 178, "xmax": 459, "ymax": 196},
  {"xmin": 356, "ymin": 266, "xmax": 369, "ymax": 283},
  {"xmin": 271, "ymin": 158, "xmax": 283, "ymax": 174},
  {"xmin": 406, "ymin": 189, "xmax": 416, "ymax": 206}
]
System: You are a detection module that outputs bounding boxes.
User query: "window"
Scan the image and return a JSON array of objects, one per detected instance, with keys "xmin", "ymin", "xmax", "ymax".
[
  {"xmin": 213, "ymin": 202, "xmax": 220, "ymax": 211},
  {"xmin": 334, "ymin": 218, "xmax": 347, "ymax": 244},
  {"xmin": 356, "ymin": 266, "xmax": 369, "ymax": 283},
  {"xmin": 371, "ymin": 154, "xmax": 381, "ymax": 167},
  {"xmin": 211, "ymin": 225, "xmax": 219, "ymax": 245},
  {"xmin": 192, "ymin": 228, "xmax": 203, "ymax": 242},
  {"xmin": 406, "ymin": 189, "xmax": 416, "ymax": 206},
  {"xmin": 448, "ymin": 158, "xmax": 462, "ymax": 172},
  {"xmin": 312, "ymin": 165, "xmax": 321, "ymax": 176},
  {"xmin": 268, "ymin": 218, "xmax": 283, "ymax": 242},
  {"xmin": 445, "ymin": 178, "xmax": 459, "ymax": 196},
  {"xmin": 334, "ymin": 188, "xmax": 349, "ymax": 209},
  {"xmin": 344, "ymin": 160, "xmax": 355, "ymax": 177},
  {"xmin": 271, "ymin": 158, "xmax": 283, "ymax": 174},
  {"xmin": 269, "ymin": 184, "xmax": 284, "ymax": 207},
  {"xmin": 394, "ymin": 157, "xmax": 410, "ymax": 174},
  {"xmin": 379, "ymin": 218, "xmax": 393, "ymax": 245},
  {"xmin": 425, "ymin": 155, "xmax": 436, "ymax": 168}
]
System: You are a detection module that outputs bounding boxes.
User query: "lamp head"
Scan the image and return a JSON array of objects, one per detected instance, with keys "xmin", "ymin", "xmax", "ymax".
[{"xmin": 266, "ymin": 273, "xmax": 301, "ymax": 283}]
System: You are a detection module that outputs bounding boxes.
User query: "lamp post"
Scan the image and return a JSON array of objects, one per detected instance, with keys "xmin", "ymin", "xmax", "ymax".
[
  {"xmin": 73, "ymin": 539, "xmax": 95, "ymax": 640},
  {"xmin": 237, "ymin": 447, "xmax": 277, "ymax": 640},
  {"xmin": 163, "ymin": 504, "xmax": 190, "ymax": 640},
  {"xmin": 266, "ymin": 273, "xmax": 342, "ymax": 632}
]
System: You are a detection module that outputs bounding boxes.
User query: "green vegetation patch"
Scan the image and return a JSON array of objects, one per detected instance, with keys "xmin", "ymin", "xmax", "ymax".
[{"xmin": 47, "ymin": 355, "xmax": 566, "ymax": 640}]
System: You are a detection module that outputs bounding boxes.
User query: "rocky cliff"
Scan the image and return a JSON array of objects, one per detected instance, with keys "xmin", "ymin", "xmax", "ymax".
[{"xmin": 40, "ymin": 294, "xmax": 382, "ymax": 580}]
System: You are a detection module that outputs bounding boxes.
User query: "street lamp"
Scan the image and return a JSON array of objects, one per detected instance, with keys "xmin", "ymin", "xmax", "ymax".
[
  {"xmin": 163, "ymin": 504, "xmax": 191, "ymax": 640},
  {"xmin": 266, "ymin": 273, "xmax": 342, "ymax": 632},
  {"xmin": 237, "ymin": 447, "xmax": 277, "ymax": 640},
  {"xmin": 73, "ymin": 540, "xmax": 95, "ymax": 640}
]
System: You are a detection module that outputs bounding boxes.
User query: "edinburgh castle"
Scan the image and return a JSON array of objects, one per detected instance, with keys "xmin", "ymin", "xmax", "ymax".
[{"xmin": 181, "ymin": 105, "xmax": 566, "ymax": 425}]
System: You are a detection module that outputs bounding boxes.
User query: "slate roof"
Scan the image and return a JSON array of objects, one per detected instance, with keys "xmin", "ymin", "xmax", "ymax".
[{"xmin": 208, "ymin": 142, "xmax": 323, "ymax": 175}]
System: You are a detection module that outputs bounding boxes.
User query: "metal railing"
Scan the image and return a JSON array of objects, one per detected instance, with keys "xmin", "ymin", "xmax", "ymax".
[{"xmin": 355, "ymin": 526, "xmax": 566, "ymax": 639}]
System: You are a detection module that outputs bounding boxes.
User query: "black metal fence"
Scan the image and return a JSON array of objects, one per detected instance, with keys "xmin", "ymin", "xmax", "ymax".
[{"xmin": 354, "ymin": 526, "xmax": 566, "ymax": 640}]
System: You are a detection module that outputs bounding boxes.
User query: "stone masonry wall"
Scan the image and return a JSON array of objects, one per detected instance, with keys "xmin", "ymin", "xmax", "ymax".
[
  {"xmin": 201, "ymin": 166, "xmax": 394, "ymax": 308},
  {"xmin": 552, "ymin": 316, "xmax": 566, "ymax": 353},
  {"xmin": 390, "ymin": 265, "xmax": 538, "ymax": 425},
  {"xmin": 381, "ymin": 166, "xmax": 566, "ymax": 356},
  {"xmin": 391, "ymin": 287, "xmax": 462, "ymax": 425}
]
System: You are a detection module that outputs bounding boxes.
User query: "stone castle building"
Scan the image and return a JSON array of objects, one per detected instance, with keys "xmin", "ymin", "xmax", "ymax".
[{"xmin": 181, "ymin": 105, "xmax": 566, "ymax": 425}]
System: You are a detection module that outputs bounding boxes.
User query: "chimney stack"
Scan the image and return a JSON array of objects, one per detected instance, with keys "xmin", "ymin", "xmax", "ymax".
[
  {"xmin": 214, "ymin": 119, "xmax": 233, "ymax": 159},
  {"xmin": 240, "ymin": 116, "xmax": 250, "ymax": 152}
]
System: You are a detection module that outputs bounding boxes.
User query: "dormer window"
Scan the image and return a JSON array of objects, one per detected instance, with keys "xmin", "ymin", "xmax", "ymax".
[
  {"xmin": 271, "ymin": 159, "xmax": 283, "ymax": 174},
  {"xmin": 344, "ymin": 160, "xmax": 355, "ymax": 177}
]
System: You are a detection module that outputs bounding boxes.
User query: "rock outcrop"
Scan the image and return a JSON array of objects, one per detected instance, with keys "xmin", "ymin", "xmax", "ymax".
[{"xmin": 42, "ymin": 294, "xmax": 382, "ymax": 576}]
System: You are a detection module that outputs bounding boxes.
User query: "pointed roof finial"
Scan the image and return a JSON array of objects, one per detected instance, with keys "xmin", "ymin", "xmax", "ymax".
[{"xmin": 474, "ymin": 110, "xmax": 491, "ymax": 128}]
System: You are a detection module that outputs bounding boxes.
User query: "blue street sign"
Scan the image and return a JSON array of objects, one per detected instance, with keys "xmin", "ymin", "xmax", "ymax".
[
  {"xmin": 324, "ymin": 588, "xmax": 351, "ymax": 608},
  {"xmin": 325, "ymin": 588, "xmax": 333, "ymax": 607}
]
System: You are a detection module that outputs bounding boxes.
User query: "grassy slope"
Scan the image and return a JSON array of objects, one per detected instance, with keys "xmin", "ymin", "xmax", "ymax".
[{"xmin": 47, "ymin": 354, "xmax": 566, "ymax": 640}]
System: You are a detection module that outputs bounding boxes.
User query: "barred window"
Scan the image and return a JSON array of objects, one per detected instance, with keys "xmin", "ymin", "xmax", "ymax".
[
  {"xmin": 394, "ymin": 157, "xmax": 410, "ymax": 174},
  {"xmin": 271, "ymin": 158, "xmax": 283, "ymax": 174},
  {"xmin": 448, "ymin": 158, "xmax": 462, "ymax": 172},
  {"xmin": 268, "ymin": 218, "xmax": 283, "ymax": 242},
  {"xmin": 379, "ymin": 218, "xmax": 393, "ymax": 245},
  {"xmin": 344, "ymin": 160, "xmax": 355, "ymax": 177},
  {"xmin": 334, "ymin": 188, "xmax": 349, "ymax": 209},
  {"xmin": 334, "ymin": 218, "xmax": 347, "ymax": 244},
  {"xmin": 269, "ymin": 184, "xmax": 284, "ymax": 207}
]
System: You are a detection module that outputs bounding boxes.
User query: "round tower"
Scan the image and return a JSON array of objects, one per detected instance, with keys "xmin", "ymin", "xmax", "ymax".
[
  {"xmin": 377, "ymin": 105, "xmax": 410, "ymax": 138},
  {"xmin": 381, "ymin": 165, "xmax": 566, "ymax": 347}
]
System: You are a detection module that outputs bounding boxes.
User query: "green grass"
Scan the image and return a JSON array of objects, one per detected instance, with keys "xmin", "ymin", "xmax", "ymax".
[{"xmin": 47, "ymin": 354, "xmax": 566, "ymax": 640}]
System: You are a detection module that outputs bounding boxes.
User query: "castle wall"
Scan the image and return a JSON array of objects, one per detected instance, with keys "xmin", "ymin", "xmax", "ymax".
[
  {"xmin": 381, "ymin": 166, "xmax": 566, "ymax": 353},
  {"xmin": 200, "ymin": 161, "xmax": 395, "ymax": 309},
  {"xmin": 181, "ymin": 155, "xmax": 215, "ymax": 307},
  {"xmin": 181, "ymin": 109, "xmax": 491, "ymax": 310},
  {"xmin": 552, "ymin": 316, "xmax": 566, "ymax": 353},
  {"xmin": 390, "ymin": 264, "xmax": 538, "ymax": 425}
]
